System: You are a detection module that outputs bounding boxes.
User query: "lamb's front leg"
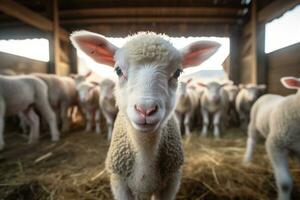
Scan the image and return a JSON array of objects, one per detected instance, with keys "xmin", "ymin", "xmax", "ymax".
[
  {"xmin": 201, "ymin": 109, "xmax": 209, "ymax": 137},
  {"xmin": 85, "ymin": 110, "xmax": 93, "ymax": 132},
  {"xmin": 110, "ymin": 174, "xmax": 134, "ymax": 200},
  {"xmin": 266, "ymin": 136, "xmax": 292, "ymax": 200},
  {"xmin": 152, "ymin": 171, "xmax": 181, "ymax": 200},
  {"xmin": 95, "ymin": 109, "xmax": 101, "ymax": 134},
  {"xmin": 0, "ymin": 115, "xmax": 4, "ymax": 151},
  {"xmin": 213, "ymin": 111, "xmax": 222, "ymax": 139},
  {"xmin": 184, "ymin": 113, "xmax": 192, "ymax": 138}
]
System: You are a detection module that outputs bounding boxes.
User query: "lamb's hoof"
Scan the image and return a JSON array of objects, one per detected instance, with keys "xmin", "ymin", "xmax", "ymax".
[
  {"xmin": 28, "ymin": 139, "xmax": 39, "ymax": 145},
  {"xmin": 0, "ymin": 144, "xmax": 4, "ymax": 151},
  {"xmin": 242, "ymin": 160, "xmax": 252, "ymax": 167},
  {"xmin": 51, "ymin": 135, "xmax": 60, "ymax": 142}
]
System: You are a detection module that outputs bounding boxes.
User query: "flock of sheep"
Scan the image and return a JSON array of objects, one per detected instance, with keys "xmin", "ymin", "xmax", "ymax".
[{"xmin": 0, "ymin": 30, "xmax": 299, "ymax": 200}]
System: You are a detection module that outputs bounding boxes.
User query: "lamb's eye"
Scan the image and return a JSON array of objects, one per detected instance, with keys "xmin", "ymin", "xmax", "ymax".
[
  {"xmin": 115, "ymin": 66, "xmax": 123, "ymax": 77},
  {"xmin": 173, "ymin": 68, "xmax": 183, "ymax": 79}
]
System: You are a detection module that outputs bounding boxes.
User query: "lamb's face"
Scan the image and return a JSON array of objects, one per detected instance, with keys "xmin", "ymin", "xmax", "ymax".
[
  {"xmin": 243, "ymin": 85, "xmax": 266, "ymax": 102},
  {"xmin": 100, "ymin": 79, "xmax": 116, "ymax": 103},
  {"xmin": 177, "ymin": 82, "xmax": 188, "ymax": 99},
  {"xmin": 70, "ymin": 31, "xmax": 220, "ymax": 134},
  {"xmin": 77, "ymin": 82, "xmax": 94, "ymax": 103},
  {"xmin": 226, "ymin": 86, "xmax": 239, "ymax": 102},
  {"xmin": 114, "ymin": 44, "xmax": 181, "ymax": 133}
]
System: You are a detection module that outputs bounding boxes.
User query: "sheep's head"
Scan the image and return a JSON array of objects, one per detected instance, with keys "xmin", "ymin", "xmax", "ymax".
[
  {"xmin": 198, "ymin": 82, "xmax": 229, "ymax": 103},
  {"xmin": 71, "ymin": 31, "xmax": 220, "ymax": 133},
  {"xmin": 225, "ymin": 84, "xmax": 239, "ymax": 102},
  {"xmin": 240, "ymin": 84, "xmax": 266, "ymax": 102},
  {"xmin": 99, "ymin": 79, "xmax": 116, "ymax": 102},
  {"xmin": 77, "ymin": 82, "xmax": 97, "ymax": 104}
]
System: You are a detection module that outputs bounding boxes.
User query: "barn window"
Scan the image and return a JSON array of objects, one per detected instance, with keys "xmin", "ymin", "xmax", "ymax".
[
  {"xmin": 265, "ymin": 5, "xmax": 300, "ymax": 53},
  {"xmin": 0, "ymin": 38, "xmax": 49, "ymax": 61},
  {"xmin": 78, "ymin": 36, "xmax": 229, "ymax": 80}
]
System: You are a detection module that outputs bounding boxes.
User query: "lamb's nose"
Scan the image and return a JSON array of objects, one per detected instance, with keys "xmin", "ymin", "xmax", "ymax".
[{"xmin": 134, "ymin": 104, "xmax": 158, "ymax": 117}]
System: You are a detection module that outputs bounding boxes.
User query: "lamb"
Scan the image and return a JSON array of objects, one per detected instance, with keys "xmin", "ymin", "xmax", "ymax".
[
  {"xmin": 224, "ymin": 84, "xmax": 239, "ymax": 126},
  {"xmin": 243, "ymin": 77, "xmax": 300, "ymax": 200},
  {"xmin": 175, "ymin": 80, "xmax": 200, "ymax": 137},
  {"xmin": 76, "ymin": 80, "xmax": 101, "ymax": 133},
  {"xmin": 71, "ymin": 30, "xmax": 220, "ymax": 200},
  {"xmin": 0, "ymin": 75, "xmax": 60, "ymax": 150},
  {"xmin": 98, "ymin": 78, "xmax": 118, "ymax": 140},
  {"xmin": 198, "ymin": 81, "xmax": 230, "ymax": 139},
  {"xmin": 235, "ymin": 84, "xmax": 266, "ymax": 130},
  {"xmin": 33, "ymin": 73, "xmax": 78, "ymax": 132}
]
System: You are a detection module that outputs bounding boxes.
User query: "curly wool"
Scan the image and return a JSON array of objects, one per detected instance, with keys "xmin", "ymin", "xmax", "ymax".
[
  {"xmin": 105, "ymin": 112, "xmax": 184, "ymax": 179},
  {"xmin": 116, "ymin": 32, "xmax": 182, "ymax": 66}
]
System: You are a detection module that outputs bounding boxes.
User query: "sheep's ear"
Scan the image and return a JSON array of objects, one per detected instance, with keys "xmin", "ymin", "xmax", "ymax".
[
  {"xmin": 281, "ymin": 77, "xmax": 300, "ymax": 89},
  {"xmin": 70, "ymin": 30, "xmax": 118, "ymax": 67},
  {"xmin": 257, "ymin": 84, "xmax": 266, "ymax": 90},
  {"xmin": 84, "ymin": 71, "xmax": 92, "ymax": 78},
  {"xmin": 91, "ymin": 81, "xmax": 100, "ymax": 86},
  {"xmin": 197, "ymin": 82, "xmax": 207, "ymax": 88},
  {"xmin": 180, "ymin": 41, "xmax": 220, "ymax": 68},
  {"xmin": 239, "ymin": 84, "xmax": 245, "ymax": 89},
  {"xmin": 186, "ymin": 78, "xmax": 192, "ymax": 84}
]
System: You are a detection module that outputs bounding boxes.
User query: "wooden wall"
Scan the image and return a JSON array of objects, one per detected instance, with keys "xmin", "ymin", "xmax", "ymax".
[
  {"xmin": 0, "ymin": 51, "xmax": 47, "ymax": 74},
  {"xmin": 267, "ymin": 43, "xmax": 300, "ymax": 95}
]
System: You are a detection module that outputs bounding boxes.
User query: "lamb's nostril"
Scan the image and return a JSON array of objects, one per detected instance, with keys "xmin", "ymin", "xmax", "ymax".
[
  {"xmin": 134, "ymin": 105, "xmax": 147, "ymax": 116},
  {"xmin": 146, "ymin": 105, "xmax": 158, "ymax": 116},
  {"xmin": 134, "ymin": 104, "xmax": 158, "ymax": 117}
]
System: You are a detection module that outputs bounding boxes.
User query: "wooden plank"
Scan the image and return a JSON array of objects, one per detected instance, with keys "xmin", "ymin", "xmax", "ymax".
[
  {"xmin": 60, "ymin": 7, "xmax": 247, "ymax": 18},
  {"xmin": 256, "ymin": 24, "xmax": 267, "ymax": 84},
  {"xmin": 229, "ymin": 27, "xmax": 241, "ymax": 84},
  {"xmin": 47, "ymin": 0, "xmax": 60, "ymax": 74},
  {"xmin": 0, "ymin": 0, "xmax": 69, "ymax": 42},
  {"xmin": 250, "ymin": 0, "xmax": 258, "ymax": 84},
  {"xmin": 258, "ymin": 0, "xmax": 300, "ymax": 23},
  {"xmin": 61, "ymin": 17, "xmax": 238, "ymax": 25}
]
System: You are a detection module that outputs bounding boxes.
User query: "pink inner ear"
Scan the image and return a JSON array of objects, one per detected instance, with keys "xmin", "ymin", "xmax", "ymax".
[
  {"xmin": 284, "ymin": 78, "xmax": 300, "ymax": 87},
  {"xmin": 77, "ymin": 37, "xmax": 116, "ymax": 66}
]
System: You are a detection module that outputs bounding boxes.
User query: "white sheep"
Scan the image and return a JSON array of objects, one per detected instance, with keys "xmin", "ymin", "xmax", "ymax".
[
  {"xmin": 198, "ymin": 81, "xmax": 230, "ymax": 139},
  {"xmin": 243, "ymin": 76, "xmax": 300, "ymax": 200},
  {"xmin": 235, "ymin": 84, "xmax": 266, "ymax": 130},
  {"xmin": 224, "ymin": 84, "xmax": 239, "ymax": 126},
  {"xmin": 71, "ymin": 30, "xmax": 220, "ymax": 200},
  {"xmin": 33, "ymin": 73, "xmax": 78, "ymax": 132},
  {"xmin": 175, "ymin": 80, "xmax": 200, "ymax": 137},
  {"xmin": 0, "ymin": 75, "xmax": 60, "ymax": 150},
  {"xmin": 76, "ymin": 81, "xmax": 101, "ymax": 133},
  {"xmin": 98, "ymin": 78, "xmax": 118, "ymax": 140}
]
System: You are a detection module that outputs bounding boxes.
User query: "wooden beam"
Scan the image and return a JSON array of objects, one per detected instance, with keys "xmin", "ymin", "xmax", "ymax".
[
  {"xmin": 258, "ymin": 0, "xmax": 300, "ymax": 22},
  {"xmin": 249, "ymin": 0, "xmax": 257, "ymax": 84},
  {"xmin": 60, "ymin": 7, "xmax": 248, "ymax": 18},
  {"xmin": 61, "ymin": 17, "xmax": 238, "ymax": 25},
  {"xmin": 0, "ymin": 0, "xmax": 69, "ymax": 42},
  {"xmin": 47, "ymin": 0, "xmax": 60, "ymax": 74}
]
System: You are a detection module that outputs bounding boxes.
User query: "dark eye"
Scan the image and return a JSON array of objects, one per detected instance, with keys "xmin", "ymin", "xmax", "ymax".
[
  {"xmin": 115, "ymin": 66, "xmax": 123, "ymax": 77},
  {"xmin": 173, "ymin": 68, "xmax": 183, "ymax": 79}
]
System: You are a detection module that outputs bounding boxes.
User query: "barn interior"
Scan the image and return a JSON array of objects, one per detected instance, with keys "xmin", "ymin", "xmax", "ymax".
[{"xmin": 0, "ymin": 0, "xmax": 300, "ymax": 200}]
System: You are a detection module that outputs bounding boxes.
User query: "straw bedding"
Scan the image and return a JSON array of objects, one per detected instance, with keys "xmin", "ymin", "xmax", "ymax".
[{"xmin": 0, "ymin": 127, "xmax": 300, "ymax": 200}]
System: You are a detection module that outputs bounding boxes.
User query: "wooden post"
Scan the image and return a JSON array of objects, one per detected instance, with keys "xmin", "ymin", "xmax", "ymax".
[
  {"xmin": 47, "ymin": 0, "xmax": 60, "ymax": 74},
  {"xmin": 229, "ymin": 26, "xmax": 241, "ymax": 84},
  {"xmin": 250, "ymin": 0, "xmax": 258, "ymax": 84},
  {"xmin": 69, "ymin": 44, "xmax": 78, "ymax": 74},
  {"xmin": 256, "ymin": 24, "xmax": 267, "ymax": 84}
]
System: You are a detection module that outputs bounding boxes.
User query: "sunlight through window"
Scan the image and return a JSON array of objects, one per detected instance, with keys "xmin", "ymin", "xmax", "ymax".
[
  {"xmin": 0, "ymin": 38, "xmax": 49, "ymax": 62},
  {"xmin": 265, "ymin": 5, "xmax": 300, "ymax": 53}
]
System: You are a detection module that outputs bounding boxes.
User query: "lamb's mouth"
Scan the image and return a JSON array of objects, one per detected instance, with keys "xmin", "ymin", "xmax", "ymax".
[{"xmin": 132, "ymin": 122, "xmax": 160, "ymax": 133}]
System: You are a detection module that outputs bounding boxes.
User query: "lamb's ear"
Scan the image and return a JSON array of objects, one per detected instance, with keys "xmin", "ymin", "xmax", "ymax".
[
  {"xmin": 186, "ymin": 78, "xmax": 193, "ymax": 84},
  {"xmin": 84, "ymin": 71, "xmax": 92, "ymax": 78},
  {"xmin": 70, "ymin": 30, "xmax": 118, "ymax": 67},
  {"xmin": 180, "ymin": 41, "xmax": 221, "ymax": 68},
  {"xmin": 197, "ymin": 82, "xmax": 207, "ymax": 88},
  {"xmin": 257, "ymin": 84, "xmax": 266, "ymax": 90},
  {"xmin": 281, "ymin": 77, "xmax": 300, "ymax": 89}
]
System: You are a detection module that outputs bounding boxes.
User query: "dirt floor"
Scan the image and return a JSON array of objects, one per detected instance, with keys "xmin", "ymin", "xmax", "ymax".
[{"xmin": 1, "ymin": 125, "xmax": 300, "ymax": 200}]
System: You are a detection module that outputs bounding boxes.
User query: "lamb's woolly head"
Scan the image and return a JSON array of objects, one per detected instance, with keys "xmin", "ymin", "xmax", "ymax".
[
  {"xmin": 198, "ymin": 81, "xmax": 229, "ymax": 103},
  {"xmin": 70, "ymin": 30, "xmax": 220, "ymax": 134},
  {"xmin": 117, "ymin": 32, "xmax": 181, "ymax": 66}
]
